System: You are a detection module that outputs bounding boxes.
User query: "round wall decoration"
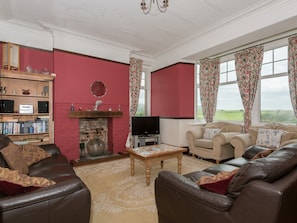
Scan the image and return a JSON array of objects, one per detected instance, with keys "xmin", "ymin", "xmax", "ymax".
[{"xmin": 90, "ymin": 81, "xmax": 107, "ymax": 98}]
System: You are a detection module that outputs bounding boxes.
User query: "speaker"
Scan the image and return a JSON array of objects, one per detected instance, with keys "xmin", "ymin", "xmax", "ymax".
[
  {"xmin": 0, "ymin": 100, "xmax": 14, "ymax": 113},
  {"xmin": 38, "ymin": 101, "xmax": 49, "ymax": 113}
]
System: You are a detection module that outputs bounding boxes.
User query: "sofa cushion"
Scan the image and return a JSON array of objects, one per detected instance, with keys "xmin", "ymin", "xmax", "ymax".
[
  {"xmin": 242, "ymin": 145, "xmax": 271, "ymax": 160},
  {"xmin": 224, "ymin": 157, "xmax": 249, "ymax": 167},
  {"xmin": 20, "ymin": 144, "xmax": 51, "ymax": 166},
  {"xmin": 194, "ymin": 138, "xmax": 213, "ymax": 149},
  {"xmin": 0, "ymin": 167, "xmax": 56, "ymax": 195},
  {"xmin": 204, "ymin": 164, "xmax": 239, "ymax": 175},
  {"xmin": 280, "ymin": 131, "xmax": 297, "ymax": 145},
  {"xmin": 228, "ymin": 146, "xmax": 297, "ymax": 197},
  {"xmin": 256, "ymin": 128, "xmax": 283, "ymax": 148},
  {"xmin": 198, "ymin": 169, "xmax": 238, "ymax": 194},
  {"xmin": 0, "ymin": 142, "xmax": 29, "ymax": 174}
]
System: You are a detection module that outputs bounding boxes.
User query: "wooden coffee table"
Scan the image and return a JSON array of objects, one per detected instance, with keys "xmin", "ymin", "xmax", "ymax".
[{"xmin": 126, "ymin": 144, "xmax": 187, "ymax": 186}]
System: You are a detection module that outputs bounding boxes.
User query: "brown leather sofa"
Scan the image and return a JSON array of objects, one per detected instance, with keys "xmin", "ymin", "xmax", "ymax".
[
  {"xmin": 0, "ymin": 135, "xmax": 91, "ymax": 223},
  {"xmin": 155, "ymin": 143, "xmax": 297, "ymax": 223}
]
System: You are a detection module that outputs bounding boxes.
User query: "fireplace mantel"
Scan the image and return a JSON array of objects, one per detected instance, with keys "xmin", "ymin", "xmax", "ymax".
[{"xmin": 69, "ymin": 111, "xmax": 123, "ymax": 118}]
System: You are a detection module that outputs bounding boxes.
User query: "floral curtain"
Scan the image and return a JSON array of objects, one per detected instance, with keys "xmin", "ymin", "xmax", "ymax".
[
  {"xmin": 199, "ymin": 58, "xmax": 220, "ymax": 123},
  {"xmin": 125, "ymin": 57, "xmax": 143, "ymax": 148},
  {"xmin": 288, "ymin": 35, "xmax": 297, "ymax": 118},
  {"xmin": 235, "ymin": 46, "xmax": 264, "ymax": 132}
]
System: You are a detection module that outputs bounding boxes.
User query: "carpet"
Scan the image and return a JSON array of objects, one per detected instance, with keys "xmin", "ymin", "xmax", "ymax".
[{"xmin": 74, "ymin": 155, "xmax": 213, "ymax": 223}]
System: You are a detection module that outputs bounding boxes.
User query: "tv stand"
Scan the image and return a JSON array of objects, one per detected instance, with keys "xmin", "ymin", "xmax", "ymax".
[{"xmin": 133, "ymin": 134, "xmax": 160, "ymax": 148}]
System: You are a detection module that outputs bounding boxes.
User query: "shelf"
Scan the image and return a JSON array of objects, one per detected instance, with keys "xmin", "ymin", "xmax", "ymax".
[
  {"xmin": 0, "ymin": 68, "xmax": 54, "ymax": 144},
  {"xmin": 69, "ymin": 111, "xmax": 123, "ymax": 118},
  {"xmin": 0, "ymin": 93, "xmax": 49, "ymax": 98},
  {"xmin": 0, "ymin": 69, "xmax": 55, "ymax": 81}
]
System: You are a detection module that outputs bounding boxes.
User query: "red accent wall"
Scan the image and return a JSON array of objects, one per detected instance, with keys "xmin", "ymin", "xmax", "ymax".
[
  {"xmin": 151, "ymin": 63, "xmax": 194, "ymax": 117},
  {"xmin": 0, "ymin": 42, "xmax": 130, "ymax": 161},
  {"xmin": 20, "ymin": 47, "xmax": 54, "ymax": 73},
  {"xmin": 53, "ymin": 50, "xmax": 129, "ymax": 160}
]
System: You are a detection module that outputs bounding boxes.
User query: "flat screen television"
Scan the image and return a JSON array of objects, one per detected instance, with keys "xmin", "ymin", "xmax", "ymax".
[{"xmin": 132, "ymin": 116, "xmax": 160, "ymax": 136}]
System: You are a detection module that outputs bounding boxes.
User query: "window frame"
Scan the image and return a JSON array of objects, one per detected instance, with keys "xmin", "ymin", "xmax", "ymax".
[{"xmin": 195, "ymin": 39, "xmax": 295, "ymax": 125}]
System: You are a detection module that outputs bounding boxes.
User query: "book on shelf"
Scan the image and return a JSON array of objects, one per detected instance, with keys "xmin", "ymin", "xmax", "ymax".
[{"xmin": 0, "ymin": 118, "xmax": 49, "ymax": 135}]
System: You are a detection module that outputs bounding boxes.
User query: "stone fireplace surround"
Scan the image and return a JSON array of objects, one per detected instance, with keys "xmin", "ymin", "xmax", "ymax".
[{"xmin": 69, "ymin": 110, "xmax": 123, "ymax": 161}]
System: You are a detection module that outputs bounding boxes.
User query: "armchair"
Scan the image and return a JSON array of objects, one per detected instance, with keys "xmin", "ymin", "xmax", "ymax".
[
  {"xmin": 230, "ymin": 123, "xmax": 297, "ymax": 158},
  {"xmin": 186, "ymin": 122, "xmax": 243, "ymax": 163}
]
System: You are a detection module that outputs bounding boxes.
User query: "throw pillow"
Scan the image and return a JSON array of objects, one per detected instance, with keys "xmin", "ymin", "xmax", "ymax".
[
  {"xmin": 0, "ymin": 167, "xmax": 56, "ymax": 195},
  {"xmin": 197, "ymin": 169, "xmax": 239, "ymax": 194},
  {"xmin": 0, "ymin": 142, "xmax": 29, "ymax": 174},
  {"xmin": 256, "ymin": 128, "xmax": 284, "ymax": 149},
  {"xmin": 203, "ymin": 128, "xmax": 222, "ymax": 139},
  {"xmin": 20, "ymin": 144, "xmax": 51, "ymax": 166},
  {"xmin": 251, "ymin": 149, "xmax": 275, "ymax": 160}
]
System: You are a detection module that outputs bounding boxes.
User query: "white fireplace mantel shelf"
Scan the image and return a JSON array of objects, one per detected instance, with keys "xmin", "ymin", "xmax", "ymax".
[{"xmin": 69, "ymin": 111, "xmax": 123, "ymax": 118}]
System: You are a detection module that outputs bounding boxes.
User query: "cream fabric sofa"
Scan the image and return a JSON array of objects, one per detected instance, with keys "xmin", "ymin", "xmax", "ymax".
[
  {"xmin": 230, "ymin": 123, "xmax": 297, "ymax": 158},
  {"xmin": 186, "ymin": 122, "xmax": 243, "ymax": 163}
]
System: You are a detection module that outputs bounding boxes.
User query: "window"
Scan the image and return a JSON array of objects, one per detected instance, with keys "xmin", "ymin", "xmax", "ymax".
[
  {"xmin": 214, "ymin": 60, "xmax": 244, "ymax": 122},
  {"xmin": 260, "ymin": 46, "xmax": 295, "ymax": 123},
  {"xmin": 196, "ymin": 64, "xmax": 203, "ymax": 120},
  {"xmin": 195, "ymin": 44, "xmax": 296, "ymax": 124},
  {"xmin": 135, "ymin": 72, "xmax": 147, "ymax": 116}
]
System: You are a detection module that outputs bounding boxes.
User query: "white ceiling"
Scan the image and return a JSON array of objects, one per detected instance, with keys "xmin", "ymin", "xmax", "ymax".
[{"xmin": 1, "ymin": 0, "xmax": 297, "ymax": 70}]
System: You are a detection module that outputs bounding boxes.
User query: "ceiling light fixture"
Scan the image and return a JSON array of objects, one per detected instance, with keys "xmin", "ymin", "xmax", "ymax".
[{"xmin": 141, "ymin": 0, "xmax": 169, "ymax": 15}]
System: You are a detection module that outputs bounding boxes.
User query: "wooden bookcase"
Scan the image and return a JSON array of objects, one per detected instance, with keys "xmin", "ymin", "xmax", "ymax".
[{"xmin": 0, "ymin": 69, "xmax": 55, "ymax": 144}]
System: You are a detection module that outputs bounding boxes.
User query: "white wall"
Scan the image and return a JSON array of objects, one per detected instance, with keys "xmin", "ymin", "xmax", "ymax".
[{"xmin": 160, "ymin": 118, "xmax": 200, "ymax": 147}]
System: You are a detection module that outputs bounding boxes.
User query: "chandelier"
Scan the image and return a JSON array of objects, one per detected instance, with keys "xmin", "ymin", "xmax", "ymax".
[{"xmin": 141, "ymin": 0, "xmax": 169, "ymax": 15}]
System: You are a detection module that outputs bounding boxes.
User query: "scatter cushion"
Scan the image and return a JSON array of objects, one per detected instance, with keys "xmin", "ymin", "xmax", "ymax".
[
  {"xmin": 0, "ymin": 134, "xmax": 12, "ymax": 150},
  {"xmin": 251, "ymin": 149, "xmax": 275, "ymax": 160},
  {"xmin": 20, "ymin": 144, "xmax": 51, "ymax": 166},
  {"xmin": 0, "ymin": 167, "xmax": 56, "ymax": 195},
  {"xmin": 0, "ymin": 142, "xmax": 29, "ymax": 174},
  {"xmin": 256, "ymin": 128, "xmax": 283, "ymax": 149},
  {"xmin": 197, "ymin": 169, "xmax": 239, "ymax": 194},
  {"xmin": 203, "ymin": 128, "xmax": 222, "ymax": 139}
]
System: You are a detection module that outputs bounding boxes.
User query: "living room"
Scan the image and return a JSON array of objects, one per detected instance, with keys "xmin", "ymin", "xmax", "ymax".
[
  {"xmin": 1, "ymin": 1, "xmax": 297, "ymax": 223},
  {"xmin": 1, "ymin": 1, "xmax": 297, "ymax": 161}
]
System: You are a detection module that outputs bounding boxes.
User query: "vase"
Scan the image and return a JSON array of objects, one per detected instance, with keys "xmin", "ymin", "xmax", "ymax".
[{"xmin": 86, "ymin": 138, "xmax": 105, "ymax": 156}]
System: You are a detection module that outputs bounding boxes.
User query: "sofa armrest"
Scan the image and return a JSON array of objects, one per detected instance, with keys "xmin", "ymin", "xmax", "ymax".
[
  {"xmin": 0, "ymin": 178, "xmax": 86, "ymax": 212},
  {"xmin": 213, "ymin": 132, "xmax": 242, "ymax": 146},
  {"xmin": 230, "ymin": 133, "xmax": 253, "ymax": 158},
  {"xmin": 186, "ymin": 129, "xmax": 204, "ymax": 151},
  {"xmin": 155, "ymin": 171, "xmax": 233, "ymax": 212},
  {"xmin": 39, "ymin": 143, "xmax": 61, "ymax": 155},
  {"xmin": 229, "ymin": 181, "xmax": 281, "ymax": 223},
  {"xmin": 280, "ymin": 139, "xmax": 297, "ymax": 148},
  {"xmin": 186, "ymin": 129, "xmax": 203, "ymax": 140}
]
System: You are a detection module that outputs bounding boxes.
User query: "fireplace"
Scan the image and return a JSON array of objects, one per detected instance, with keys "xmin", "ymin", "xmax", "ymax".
[
  {"xmin": 69, "ymin": 110, "xmax": 123, "ymax": 161},
  {"xmin": 79, "ymin": 118, "xmax": 110, "ymax": 159}
]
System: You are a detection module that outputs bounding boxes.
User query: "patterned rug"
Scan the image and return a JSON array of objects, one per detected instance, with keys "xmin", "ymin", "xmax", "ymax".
[{"xmin": 74, "ymin": 155, "xmax": 213, "ymax": 223}]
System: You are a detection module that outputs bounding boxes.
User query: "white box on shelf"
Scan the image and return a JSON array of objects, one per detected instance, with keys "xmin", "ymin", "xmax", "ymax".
[{"xmin": 19, "ymin": 104, "xmax": 33, "ymax": 114}]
